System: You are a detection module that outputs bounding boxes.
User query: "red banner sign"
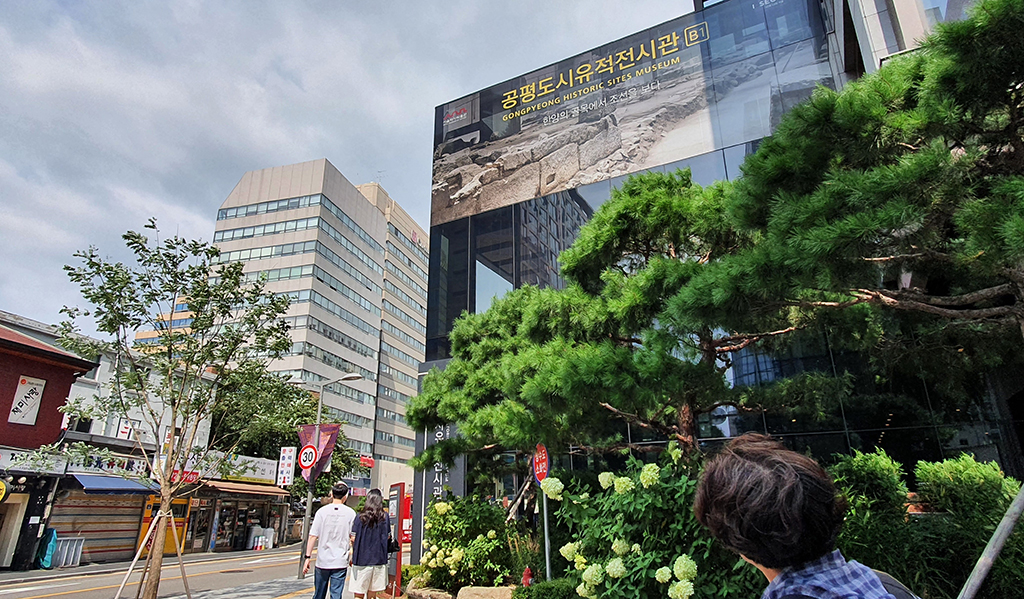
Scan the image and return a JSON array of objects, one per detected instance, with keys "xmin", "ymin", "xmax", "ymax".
[
  {"xmin": 533, "ymin": 444, "xmax": 549, "ymax": 484},
  {"xmin": 297, "ymin": 424, "xmax": 342, "ymax": 482}
]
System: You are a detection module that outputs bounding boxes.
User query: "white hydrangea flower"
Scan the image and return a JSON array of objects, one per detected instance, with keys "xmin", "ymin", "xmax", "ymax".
[
  {"xmin": 639, "ymin": 463, "xmax": 661, "ymax": 488},
  {"xmin": 598, "ymin": 472, "xmax": 615, "ymax": 489},
  {"xmin": 433, "ymin": 501, "xmax": 451, "ymax": 515},
  {"xmin": 559, "ymin": 541, "xmax": 579, "ymax": 561},
  {"xmin": 668, "ymin": 579, "xmax": 695, "ymax": 599},
  {"xmin": 614, "ymin": 476, "xmax": 635, "ymax": 494},
  {"xmin": 631, "ymin": 543, "xmax": 641, "ymax": 554},
  {"xmin": 611, "ymin": 538, "xmax": 630, "ymax": 556},
  {"xmin": 606, "ymin": 557, "xmax": 626, "ymax": 578},
  {"xmin": 655, "ymin": 566, "xmax": 673, "ymax": 583},
  {"xmin": 581, "ymin": 563, "xmax": 604, "ymax": 586},
  {"xmin": 673, "ymin": 554, "xmax": 697, "ymax": 581},
  {"xmin": 576, "ymin": 582, "xmax": 595, "ymax": 598},
  {"xmin": 487, "ymin": 529, "xmax": 497, "ymax": 539},
  {"xmin": 574, "ymin": 554, "xmax": 588, "ymax": 570},
  {"xmin": 540, "ymin": 476, "xmax": 564, "ymax": 501}
]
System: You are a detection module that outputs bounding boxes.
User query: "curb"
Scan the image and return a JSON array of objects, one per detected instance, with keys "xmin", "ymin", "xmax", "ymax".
[{"xmin": 0, "ymin": 546, "xmax": 301, "ymax": 586}]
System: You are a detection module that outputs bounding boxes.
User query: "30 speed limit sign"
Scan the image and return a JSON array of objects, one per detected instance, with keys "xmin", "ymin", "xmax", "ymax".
[{"xmin": 298, "ymin": 444, "xmax": 319, "ymax": 469}]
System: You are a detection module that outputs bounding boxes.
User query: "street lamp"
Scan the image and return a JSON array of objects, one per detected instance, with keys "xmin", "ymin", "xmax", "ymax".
[{"xmin": 295, "ymin": 372, "xmax": 363, "ymax": 579}]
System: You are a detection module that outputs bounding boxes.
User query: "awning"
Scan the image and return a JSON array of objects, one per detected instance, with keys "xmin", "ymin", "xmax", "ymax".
[
  {"xmin": 203, "ymin": 480, "xmax": 290, "ymax": 497},
  {"xmin": 72, "ymin": 474, "xmax": 158, "ymax": 495}
]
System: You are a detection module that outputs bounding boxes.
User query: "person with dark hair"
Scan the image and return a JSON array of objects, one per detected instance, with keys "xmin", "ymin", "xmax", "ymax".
[
  {"xmin": 349, "ymin": 488, "xmax": 392, "ymax": 599},
  {"xmin": 694, "ymin": 433, "xmax": 916, "ymax": 599},
  {"xmin": 304, "ymin": 482, "xmax": 356, "ymax": 599}
]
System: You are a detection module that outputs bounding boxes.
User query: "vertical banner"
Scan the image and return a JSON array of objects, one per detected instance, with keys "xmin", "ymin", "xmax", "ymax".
[
  {"xmin": 8, "ymin": 376, "xmax": 46, "ymax": 426},
  {"xmin": 277, "ymin": 446, "xmax": 296, "ymax": 487},
  {"xmin": 297, "ymin": 424, "xmax": 341, "ymax": 482}
]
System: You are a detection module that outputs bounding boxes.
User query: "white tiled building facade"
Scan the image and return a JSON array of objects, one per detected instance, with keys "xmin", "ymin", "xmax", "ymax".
[{"xmin": 212, "ymin": 159, "xmax": 427, "ymax": 489}]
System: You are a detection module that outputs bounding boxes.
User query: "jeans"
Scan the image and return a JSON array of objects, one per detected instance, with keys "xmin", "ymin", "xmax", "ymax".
[{"xmin": 313, "ymin": 567, "xmax": 347, "ymax": 599}]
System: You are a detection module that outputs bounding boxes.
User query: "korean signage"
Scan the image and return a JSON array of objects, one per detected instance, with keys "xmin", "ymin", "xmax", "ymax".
[
  {"xmin": 8, "ymin": 376, "xmax": 46, "ymax": 426},
  {"xmin": 533, "ymin": 444, "xmax": 550, "ymax": 484},
  {"xmin": 277, "ymin": 446, "xmax": 296, "ymax": 487},
  {"xmin": 431, "ymin": 0, "xmax": 832, "ymax": 226}
]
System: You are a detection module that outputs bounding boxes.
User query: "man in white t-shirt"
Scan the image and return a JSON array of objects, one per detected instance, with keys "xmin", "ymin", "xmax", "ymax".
[{"xmin": 304, "ymin": 482, "xmax": 356, "ymax": 599}]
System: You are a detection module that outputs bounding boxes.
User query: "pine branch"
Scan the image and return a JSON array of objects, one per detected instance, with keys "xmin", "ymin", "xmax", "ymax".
[
  {"xmin": 890, "ymin": 283, "xmax": 1014, "ymax": 307},
  {"xmin": 853, "ymin": 288, "xmax": 1020, "ymax": 319},
  {"xmin": 714, "ymin": 326, "xmax": 801, "ymax": 354},
  {"xmin": 598, "ymin": 401, "xmax": 685, "ymax": 442}
]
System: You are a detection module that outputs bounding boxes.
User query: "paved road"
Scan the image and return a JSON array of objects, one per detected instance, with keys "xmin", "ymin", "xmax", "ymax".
[{"xmin": 0, "ymin": 550, "xmax": 312, "ymax": 599}]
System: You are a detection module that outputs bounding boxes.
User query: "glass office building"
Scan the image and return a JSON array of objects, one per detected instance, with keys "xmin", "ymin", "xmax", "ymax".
[
  {"xmin": 422, "ymin": 0, "xmax": 1022, "ymax": 479},
  {"xmin": 427, "ymin": 0, "xmax": 835, "ymax": 360}
]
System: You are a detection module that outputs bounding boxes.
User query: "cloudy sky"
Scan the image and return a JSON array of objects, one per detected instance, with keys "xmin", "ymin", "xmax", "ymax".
[{"xmin": 0, "ymin": 0, "xmax": 695, "ymax": 334}]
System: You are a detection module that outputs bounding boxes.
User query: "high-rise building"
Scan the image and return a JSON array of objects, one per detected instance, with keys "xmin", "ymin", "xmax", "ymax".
[{"xmin": 211, "ymin": 159, "xmax": 427, "ymax": 493}]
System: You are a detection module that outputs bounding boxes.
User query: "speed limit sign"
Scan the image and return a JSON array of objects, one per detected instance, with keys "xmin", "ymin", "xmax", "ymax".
[{"xmin": 298, "ymin": 444, "xmax": 319, "ymax": 469}]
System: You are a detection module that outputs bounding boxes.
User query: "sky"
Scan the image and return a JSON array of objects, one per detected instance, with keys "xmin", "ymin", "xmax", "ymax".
[{"xmin": 0, "ymin": 0, "xmax": 695, "ymax": 334}]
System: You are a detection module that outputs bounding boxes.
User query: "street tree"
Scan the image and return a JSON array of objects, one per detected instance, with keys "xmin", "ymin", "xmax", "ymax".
[
  {"xmin": 58, "ymin": 221, "xmax": 292, "ymax": 599},
  {"xmin": 408, "ymin": 171, "xmax": 798, "ymax": 468},
  {"xmin": 210, "ymin": 368, "xmax": 363, "ymax": 498}
]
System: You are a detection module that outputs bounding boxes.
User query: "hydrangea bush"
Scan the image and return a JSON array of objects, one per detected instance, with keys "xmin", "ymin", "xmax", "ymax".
[
  {"xmin": 418, "ymin": 495, "xmax": 515, "ymax": 593},
  {"xmin": 550, "ymin": 445, "xmax": 762, "ymax": 599}
]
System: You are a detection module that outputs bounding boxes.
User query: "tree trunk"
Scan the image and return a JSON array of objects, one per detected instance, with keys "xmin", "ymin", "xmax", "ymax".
[
  {"xmin": 677, "ymin": 403, "xmax": 699, "ymax": 453},
  {"xmin": 141, "ymin": 494, "xmax": 171, "ymax": 599}
]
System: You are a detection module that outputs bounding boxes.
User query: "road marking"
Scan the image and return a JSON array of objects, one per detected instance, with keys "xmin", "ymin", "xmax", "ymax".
[
  {"xmin": 0, "ymin": 584, "xmax": 77, "ymax": 596},
  {"xmin": 16, "ymin": 560, "xmax": 298, "ymax": 599}
]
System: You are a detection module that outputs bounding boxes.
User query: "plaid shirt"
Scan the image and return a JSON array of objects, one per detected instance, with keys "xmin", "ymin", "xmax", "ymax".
[{"xmin": 761, "ymin": 550, "xmax": 896, "ymax": 599}]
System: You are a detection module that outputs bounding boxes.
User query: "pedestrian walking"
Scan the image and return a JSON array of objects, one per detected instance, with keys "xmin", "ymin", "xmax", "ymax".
[
  {"xmin": 349, "ymin": 488, "xmax": 392, "ymax": 599},
  {"xmin": 304, "ymin": 482, "xmax": 357, "ymax": 599},
  {"xmin": 694, "ymin": 433, "xmax": 918, "ymax": 599}
]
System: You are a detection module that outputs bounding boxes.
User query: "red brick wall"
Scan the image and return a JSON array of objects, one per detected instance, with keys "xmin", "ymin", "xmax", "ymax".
[{"xmin": 0, "ymin": 351, "xmax": 80, "ymax": 449}]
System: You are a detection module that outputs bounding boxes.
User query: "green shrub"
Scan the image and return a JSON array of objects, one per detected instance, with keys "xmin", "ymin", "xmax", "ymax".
[
  {"xmin": 830, "ymin": 449, "xmax": 916, "ymax": 592},
  {"xmin": 511, "ymin": 578, "xmax": 577, "ymax": 599},
  {"xmin": 915, "ymin": 454, "xmax": 1019, "ymax": 516},
  {"xmin": 830, "ymin": 448, "xmax": 908, "ymax": 513},
  {"xmin": 833, "ymin": 450, "xmax": 1024, "ymax": 599},
  {"xmin": 550, "ymin": 445, "xmax": 762, "ymax": 599},
  {"xmin": 419, "ymin": 495, "xmax": 515, "ymax": 593}
]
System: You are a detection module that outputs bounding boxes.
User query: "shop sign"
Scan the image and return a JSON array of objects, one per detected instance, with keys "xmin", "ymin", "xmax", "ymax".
[
  {"xmin": 0, "ymin": 447, "xmax": 64, "ymax": 475},
  {"xmin": 277, "ymin": 446, "xmax": 296, "ymax": 486},
  {"xmin": 8, "ymin": 376, "xmax": 46, "ymax": 426}
]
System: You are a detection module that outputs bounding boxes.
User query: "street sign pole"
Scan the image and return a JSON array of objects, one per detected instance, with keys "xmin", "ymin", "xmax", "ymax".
[
  {"xmin": 533, "ymin": 444, "xmax": 551, "ymax": 581},
  {"xmin": 542, "ymin": 492, "xmax": 551, "ymax": 581},
  {"xmin": 298, "ymin": 395, "xmax": 324, "ymax": 580}
]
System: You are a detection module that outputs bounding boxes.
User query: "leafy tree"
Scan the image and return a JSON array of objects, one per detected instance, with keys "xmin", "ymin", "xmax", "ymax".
[
  {"xmin": 57, "ymin": 221, "xmax": 292, "ymax": 599},
  {"xmin": 209, "ymin": 366, "xmax": 364, "ymax": 498}
]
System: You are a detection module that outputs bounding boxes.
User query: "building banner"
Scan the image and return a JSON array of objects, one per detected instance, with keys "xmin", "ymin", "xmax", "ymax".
[
  {"xmin": 297, "ymin": 424, "xmax": 341, "ymax": 482},
  {"xmin": 8, "ymin": 376, "xmax": 46, "ymax": 426},
  {"xmin": 431, "ymin": 0, "xmax": 832, "ymax": 225}
]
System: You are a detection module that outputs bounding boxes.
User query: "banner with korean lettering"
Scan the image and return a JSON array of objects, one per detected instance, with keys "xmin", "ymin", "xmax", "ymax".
[
  {"xmin": 431, "ymin": 0, "xmax": 833, "ymax": 226},
  {"xmin": 8, "ymin": 376, "xmax": 46, "ymax": 426},
  {"xmin": 297, "ymin": 424, "xmax": 341, "ymax": 482}
]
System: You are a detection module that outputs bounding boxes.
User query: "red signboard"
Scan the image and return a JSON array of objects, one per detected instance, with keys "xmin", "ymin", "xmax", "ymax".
[
  {"xmin": 360, "ymin": 455, "xmax": 375, "ymax": 468},
  {"xmin": 533, "ymin": 444, "xmax": 549, "ymax": 484}
]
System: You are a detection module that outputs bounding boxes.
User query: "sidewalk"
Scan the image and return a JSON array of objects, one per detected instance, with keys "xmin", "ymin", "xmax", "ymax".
[{"xmin": 0, "ymin": 543, "xmax": 302, "ymax": 586}]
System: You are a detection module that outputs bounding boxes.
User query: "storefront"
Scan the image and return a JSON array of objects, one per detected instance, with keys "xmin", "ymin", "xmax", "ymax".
[
  {"xmin": 48, "ymin": 474, "xmax": 155, "ymax": 564},
  {"xmin": 201, "ymin": 480, "xmax": 289, "ymax": 552}
]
